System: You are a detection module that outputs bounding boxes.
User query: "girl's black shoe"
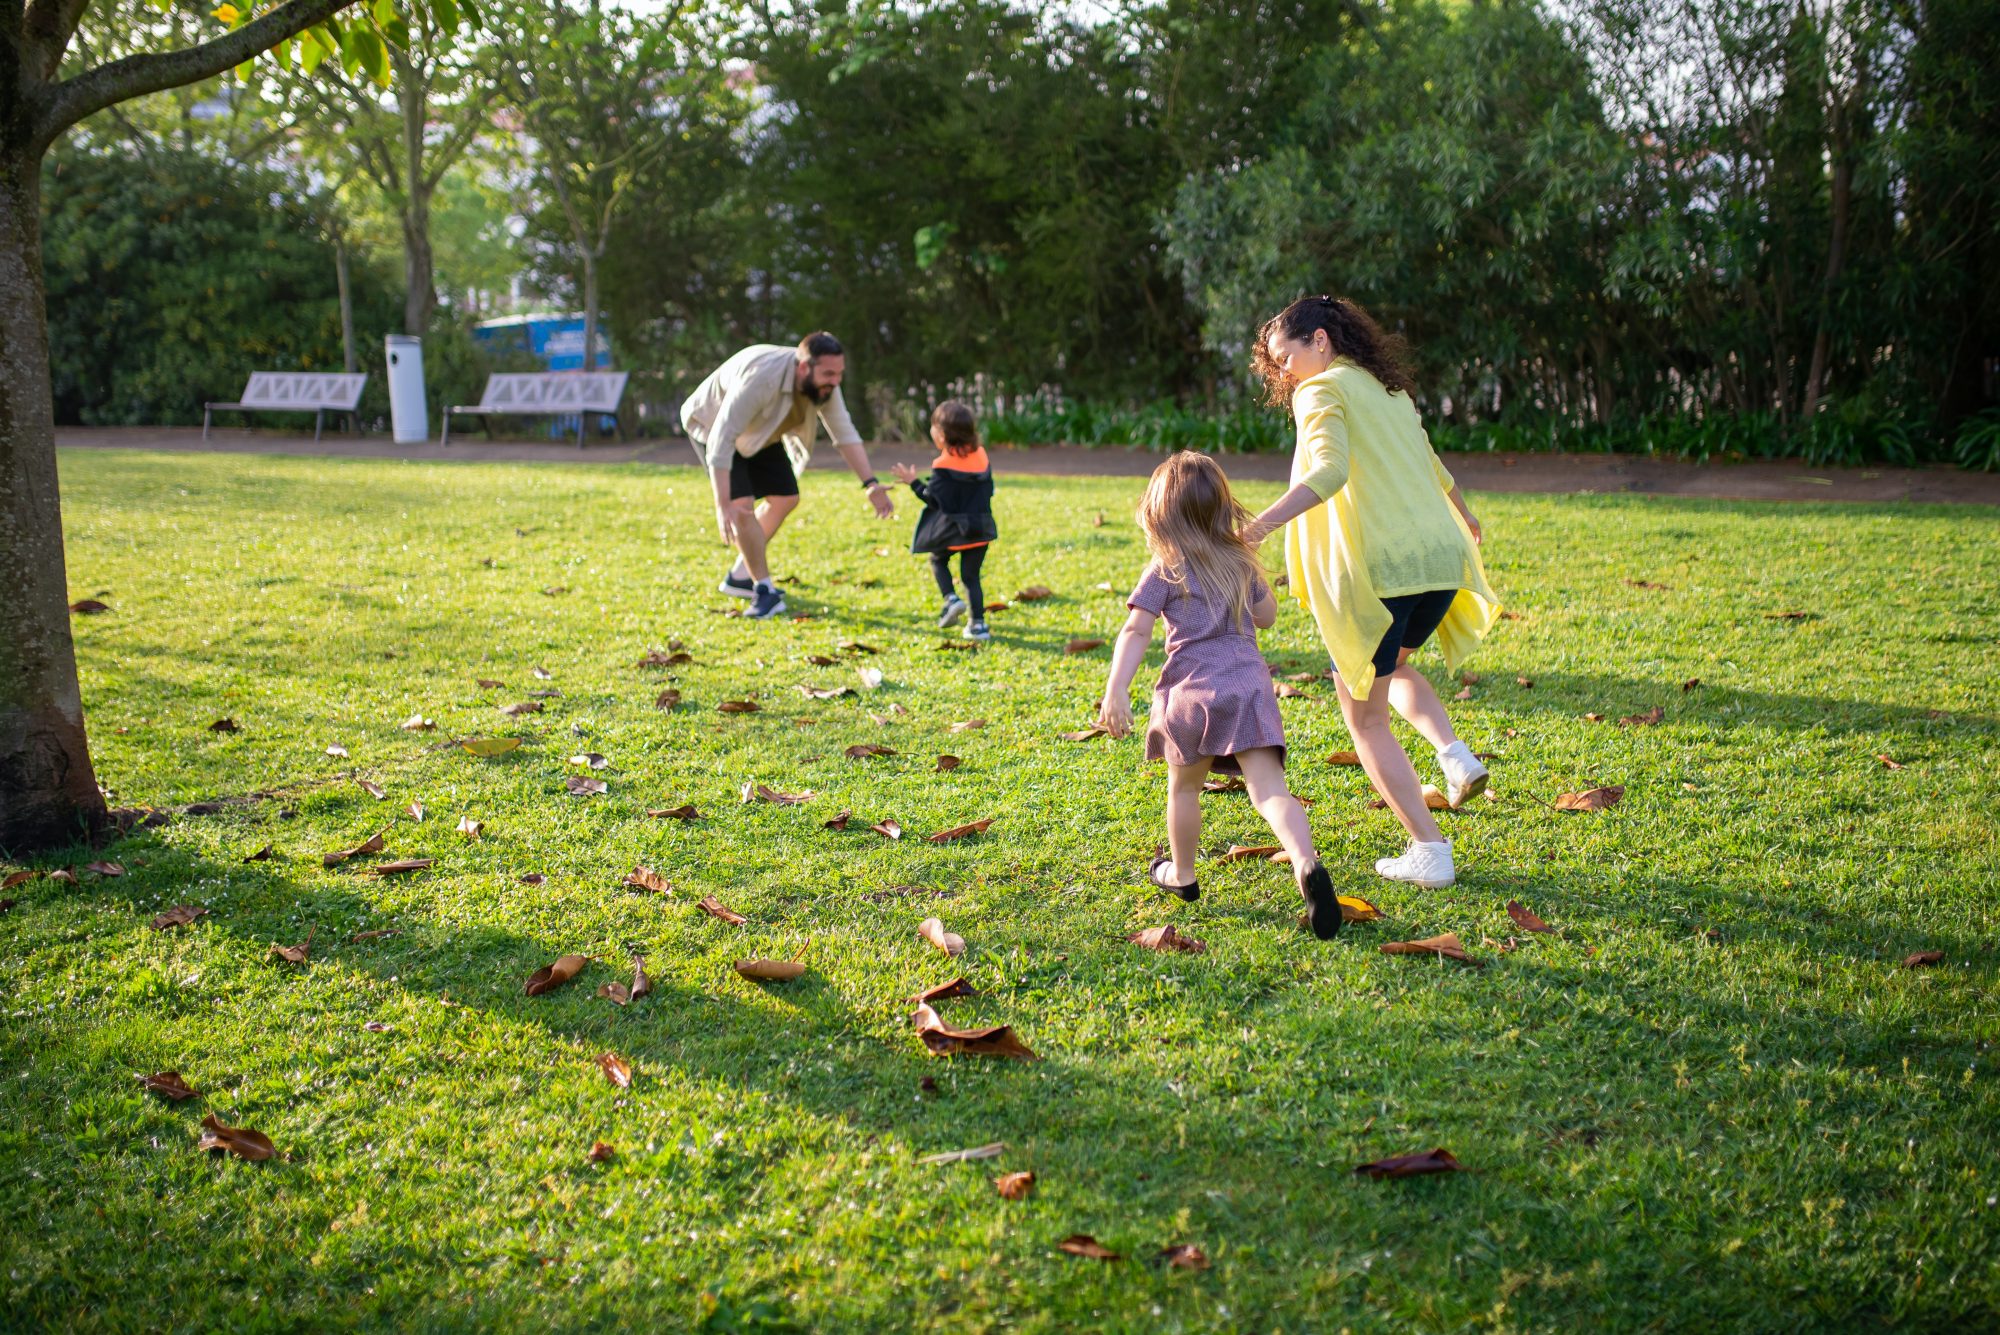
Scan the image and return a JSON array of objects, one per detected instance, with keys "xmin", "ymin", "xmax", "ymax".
[
  {"xmin": 1297, "ymin": 859, "xmax": 1342, "ymax": 939},
  {"xmin": 1147, "ymin": 853, "xmax": 1200, "ymax": 903}
]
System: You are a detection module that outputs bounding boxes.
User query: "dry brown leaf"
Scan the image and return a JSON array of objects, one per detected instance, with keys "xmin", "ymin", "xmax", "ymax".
[
  {"xmin": 1380, "ymin": 933, "xmax": 1482, "ymax": 965},
  {"xmin": 1354, "ymin": 1148, "xmax": 1465, "ymax": 1179},
  {"xmin": 649, "ymin": 804, "xmax": 701, "ymax": 820},
  {"xmin": 1014, "ymin": 586, "xmax": 1054, "ymax": 602},
  {"xmin": 623, "ymin": 866, "xmax": 672, "ymax": 895},
  {"xmin": 268, "ymin": 928, "xmax": 315, "ymax": 965},
  {"xmin": 588, "ymin": 1141, "xmax": 616, "ymax": 1163},
  {"xmin": 822, "ymin": 810, "xmax": 853, "ymax": 831},
  {"xmin": 734, "ymin": 957, "xmax": 807, "ymax": 981},
  {"xmin": 636, "ymin": 649, "xmax": 693, "ymax": 668},
  {"xmin": 995, "ymin": 1171, "xmax": 1036, "ymax": 1200},
  {"xmin": 985, "ymin": 601, "xmax": 1009, "ymax": 612},
  {"xmin": 1057, "ymin": 1235, "xmax": 1121, "ymax": 1261},
  {"xmin": 569, "ymin": 752, "xmax": 609, "ymax": 769},
  {"xmin": 1583, "ymin": 712, "xmax": 1605, "ymax": 723},
  {"xmin": 870, "ymin": 819, "xmax": 904, "ymax": 840},
  {"xmin": 500, "ymin": 702, "xmax": 543, "ymax": 716},
  {"xmin": 1517, "ymin": 676, "xmax": 1535, "ymax": 688},
  {"xmin": 1453, "ymin": 686, "xmax": 1475, "ymax": 700},
  {"xmin": 149, "ymin": 905, "xmax": 209, "ymax": 931},
  {"xmin": 323, "ymin": 832, "xmax": 387, "ymax": 868},
  {"xmin": 1127, "ymin": 924, "xmax": 1207, "ymax": 954},
  {"xmin": 839, "ymin": 641, "xmax": 881, "ymax": 655},
  {"xmin": 1625, "ymin": 579, "xmax": 1670, "ymax": 590},
  {"xmin": 1, "ymin": 870, "xmax": 34, "ymax": 890},
  {"xmin": 935, "ymin": 755, "xmax": 962, "ymax": 772},
  {"xmin": 1339, "ymin": 894, "xmax": 1383, "ymax": 923},
  {"xmin": 1203, "ymin": 775, "xmax": 1247, "ymax": 793},
  {"xmin": 698, "ymin": 896, "xmax": 749, "ymax": 925},
  {"xmin": 846, "ymin": 743, "xmax": 897, "ymax": 760},
  {"xmin": 532, "ymin": 666, "xmax": 554, "ymax": 680},
  {"xmin": 717, "ymin": 700, "xmax": 761, "ymax": 715},
  {"xmin": 456, "ymin": 815, "xmax": 484, "ymax": 840},
  {"xmin": 197, "ymin": 1113, "xmax": 275, "ymax": 1162},
  {"xmin": 917, "ymin": 1141, "xmax": 1005, "ymax": 1165},
  {"xmin": 597, "ymin": 1053, "xmax": 632, "ymax": 1089},
  {"xmin": 1060, "ymin": 725, "xmax": 1109, "ymax": 741},
  {"xmin": 912, "ymin": 1002, "xmax": 1038, "ymax": 1060},
  {"xmin": 1554, "ymin": 785, "xmax": 1625, "ymax": 812},
  {"xmin": 406, "ymin": 801, "xmax": 424, "ymax": 822},
  {"xmin": 366, "ymin": 858, "xmax": 434, "ymax": 876},
  {"xmin": 326, "ymin": 742, "xmax": 350, "ymax": 758},
  {"xmin": 742, "ymin": 783, "xmax": 812, "ymax": 805},
  {"xmin": 936, "ymin": 639, "xmax": 979, "ymax": 652},
  {"xmin": 565, "ymin": 776, "xmax": 608, "ymax": 796},
  {"xmin": 1219, "ymin": 844, "xmax": 1281, "ymax": 862},
  {"xmin": 475, "ymin": 678, "xmax": 504, "ymax": 689},
  {"xmin": 460, "ymin": 737, "xmax": 522, "ymax": 757},
  {"xmin": 927, "ymin": 819, "xmax": 993, "ymax": 843},
  {"xmin": 1877, "ymin": 754, "xmax": 1904, "ymax": 770},
  {"xmin": 84, "ymin": 860, "xmax": 125, "ymax": 877},
  {"xmin": 799, "ymin": 684, "xmax": 855, "ymax": 700},
  {"xmin": 856, "ymin": 666, "xmax": 885, "ymax": 690},
  {"xmin": 525, "ymin": 953, "xmax": 591, "ymax": 996},
  {"xmin": 1274, "ymin": 681, "xmax": 1306, "ymax": 698},
  {"xmin": 1765, "ymin": 610, "xmax": 1813, "ymax": 620},
  {"xmin": 1903, "ymin": 950, "xmax": 1944, "ymax": 968},
  {"xmin": 139, "ymin": 1071, "xmax": 199, "ymax": 1101},
  {"xmin": 349, "ymin": 928, "xmax": 400, "ymax": 941},
  {"xmin": 1326, "ymin": 751, "xmax": 1362, "ymax": 767},
  {"xmin": 70, "ymin": 598, "xmax": 111, "ymax": 614},
  {"xmin": 914, "ymin": 977, "xmax": 976, "ymax": 1004},
  {"xmin": 919, "ymin": 917, "xmax": 966, "ymax": 956},
  {"xmin": 1064, "ymin": 638, "xmax": 1106, "ymax": 655},
  {"xmin": 655, "ymin": 689, "xmax": 682, "ymax": 710},
  {"xmin": 518, "ymin": 874, "xmax": 547, "ymax": 886},
  {"xmin": 949, "ymin": 719, "xmax": 987, "ymax": 732},
  {"xmin": 401, "ymin": 714, "xmax": 436, "ymax": 732},
  {"xmin": 1158, "ymin": 1244, "xmax": 1210, "ymax": 1270},
  {"xmin": 356, "ymin": 779, "xmax": 388, "ymax": 800},
  {"xmin": 805, "ymin": 654, "xmax": 839, "ymax": 666},
  {"xmin": 630, "ymin": 955, "xmax": 652, "ymax": 1000},
  {"xmin": 1683, "ymin": 677, "xmax": 1702, "ymax": 691},
  {"xmin": 1619, "ymin": 706, "xmax": 1664, "ymax": 727},
  {"xmin": 1506, "ymin": 901, "xmax": 1554, "ymax": 933},
  {"xmin": 1420, "ymin": 785, "xmax": 1452, "ymax": 811},
  {"xmin": 209, "ymin": 717, "xmax": 240, "ymax": 732}
]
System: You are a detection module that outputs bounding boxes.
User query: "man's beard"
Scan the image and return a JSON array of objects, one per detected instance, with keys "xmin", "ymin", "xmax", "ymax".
[{"xmin": 801, "ymin": 378, "xmax": 834, "ymax": 404}]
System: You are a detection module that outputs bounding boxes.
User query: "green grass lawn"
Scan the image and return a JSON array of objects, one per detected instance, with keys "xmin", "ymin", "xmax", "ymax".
[{"xmin": 5, "ymin": 448, "xmax": 1998, "ymax": 1332}]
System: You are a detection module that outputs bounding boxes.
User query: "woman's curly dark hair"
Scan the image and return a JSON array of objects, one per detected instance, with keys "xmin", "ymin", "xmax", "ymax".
[{"xmin": 1250, "ymin": 295, "xmax": 1418, "ymax": 408}]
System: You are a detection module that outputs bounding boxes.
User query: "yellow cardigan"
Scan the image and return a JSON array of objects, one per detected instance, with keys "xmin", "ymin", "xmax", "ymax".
[{"xmin": 1281, "ymin": 362, "xmax": 1501, "ymax": 700}]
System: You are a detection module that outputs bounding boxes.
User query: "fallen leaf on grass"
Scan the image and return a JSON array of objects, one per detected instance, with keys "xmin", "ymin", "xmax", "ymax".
[
  {"xmin": 565, "ymin": 776, "xmax": 608, "ymax": 797},
  {"xmin": 460, "ymin": 737, "xmax": 522, "ymax": 757},
  {"xmin": 70, "ymin": 598, "xmax": 111, "ymax": 614},
  {"xmin": 1764, "ymin": 611, "xmax": 1813, "ymax": 620},
  {"xmin": 349, "ymin": 928, "xmax": 400, "ymax": 941},
  {"xmin": 1326, "ymin": 751, "xmax": 1362, "ymax": 767},
  {"xmin": 741, "ymin": 783, "xmax": 812, "ymax": 805},
  {"xmin": 1554, "ymin": 785, "xmax": 1625, "ymax": 812},
  {"xmin": 1060, "ymin": 725, "xmax": 1109, "ymax": 742},
  {"xmin": 406, "ymin": 801, "xmax": 424, "ymax": 822},
  {"xmin": 588, "ymin": 1142, "xmax": 615, "ymax": 1163},
  {"xmin": 401, "ymin": 714, "xmax": 435, "ymax": 732},
  {"xmin": 519, "ymin": 874, "xmax": 546, "ymax": 886},
  {"xmin": 323, "ymin": 832, "xmax": 387, "ymax": 868},
  {"xmin": 856, "ymin": 667, "xmax": 885, "ymax": 690},
  {"xmin": 822, "ymin": 811, "xmax": 852, "ymax": 831},
  {"xmin": 623, "ymin": 866, "xmax": 672, "ymax": 895},
  {"xmin": 456, "ymin": 816, "xmax": 484, "ymax": 840},
  {"xmin": 936, "ymin": 639, "xmax": 979, "ymax": 652},
  {"xmin": 917, "ymin": 1141, "xmax": 1005, "ymax": 1165},
  {"xmin": 1219, "ymin": 845, "xmax": 1281, "ymax": 862},
  {"xmin": 1058, "ymin": 1235, "xmax": 1121, "ymax": 1261},
  {"xmin": 269, "ymin": 928, "xmax": 315, "ymax": 965},
  {"xmin": 597, "ymin": 981, "xmax": 631, "ymax": 1006},
  {"xmin": 569, "ymin": 752, "xmax": 609, "ymax": 769},
  {"xmin": 698, "ymin": 896, "xmax": 748, "ymax": 925},
  {"xmin": 1339, "ymin": 895, "xmax": 1383, "ymax": 923},
  {"xmin": 734, "ymin": 956, "xmax": 807, "ymax": 981},
  {"xmin": 85, "ymin": 860, "xmax": 125, "ymax": 877},
  {"xmin": 919, "ymin": 917, "xmax": 966, "ymax": 956},
  {"xmin": 533, "ymin": 666, "xmax": 554, "ymax": 680},
  {"xmin": 475, "ymin": 677, "xmax": 504, "ymax": 689},
  {"xmin": 635, "ymin": 650, "xmax": 693, "ymax": 669},
  {"xmin": 805, "ymin": 654, "xmax": 839, "ymax": 667},
  {"xmin": 197, "ymin": 1113, "xmax": 275, "ymax": 1162},
  {"xmin": 1128, "ymin": 924, "xmax": 1206, "ymax": 954},
  {"xmin": 1583, "ymin": 712, "xmax": 1605, "ymax": 723},
  {"xmin": 1625, "ymin": 579, "xmax": 1670, "ymax": 590},
  {"xmin": 355, "ymin": 779, "xmax": 387, "ymax": 801},
  {"xmin": 994, "ymin": 1170, "xmax": 1036, "ymax": 1199},
  {"xmin": 915, "ymin": 977, "xmax": 976, "ymax": 1004},
  {"xmin": 366, "ymin": 858, "xmax": 434, "ymax": 877},
  {"xmin": 1354, "ymin": 1148, "xmax": 1465, "ymax": 1179},
  {"xmin": 1453, "ymin": 687, "xmax": 1474, "ymax": 700},
  {"xmin": 1506, "ymin": 901, "xmax": 1554, "ymax": 933},
  {"xmin": 326, "ymin": 743, "xmax": 350, "ymax": 758},
  {"xmin": 1063, "ymin": 638, "xmax": 1105, "ymax": 655},
  {"xmin": 948, "ymin": 719, "xmax": 986, "ymax": 733},
  {"xmin": 1274, "ymin": 681, "xmax": 1306, "ymax": 699},
  {"xmin": 985, "ymin": 601, "xmax": 1009, "ymax": 613},
  {"xmin": 1903, "ymin": 950, "xmax": 1944, "ymax": 968},
  {"xmin": 1158, "ymin": 1244, "xmax": 1210, "ymax": 1270},
  {"xmin": 501, "ymin": 702, "xmax": 544, "ymax": 717},
  {"xmin": 927, "ymin": 820, "xmax": 993, "ymax": 843},
  {"xmin": 912, "ymin": 1003, "xmax": 1037, "ymax": 1060},
  {"xmin": 631, "ymin": 955, "xmax": 652, "ymax": 1000},
  {"xmin": 1682, "ymin": 677, "xmax": 1702, "ymax": 691},
  {"xmin": 717, "ymin": 700, "xmax": 760, "ymax": 714},
  {"xmin": 48, "ymin": 869, "xmax": 78, "ymax": 884},
  {"xmin": 139, "ymin": 1071, "xmax": 199, "ymax": 1101},
  {"xmin": 798, "ymin": 684, "xmax": 855, "ymax": 700},
  {"xmin": 870, "ymin": 819, "xmax": 904, "ymax": 840},
  {"xmin": 846, "ymin": 743, "xmax": 897, "ymax": 760},
  {"xmin": 597, "ymin": 1053, "xmax": 632, "ymax": 1089},
  {"xmin": 150, "ymin": 905, "xmax": 209, "ymax": 931},
  {"xmin": 1517, "ymin": 676, "xmax": 1535, "ymax": 689},
  {"xmin": 1380, "ymin": 933, "xmax": 1482, "ymax": 965},
  {"xmin": 1014, "ymin": 586, "xmax": 1054, "ymax": 602},
  {"xmin": 655, "ymin": 689, "xmax": 682, "ymax": 710},
  {"xmin": 935, "ymin": 755, "xmax": 962, "ymax": 772},
  {"xmin": 1203, "ymin": 775, "xmax": 1247, "ymax": 793},
  {"xmin": 648, "ymin": 805, "xmax": 700, "ymax": 820},
  {"xmin": 839, "ymin": 641, "xmax": 881, "ymax": 655},
  {"xmin": 1877, "ymin": 754, "xmax": 1904, "ymax": 770},
  {"xmin": 1, "ymin": 870, "xmax": 33, "ymax": 890},
  {"xmin": 525, "ymin": 954, "xmax": 591, "ymax": 996},
  {"xmin": 1619, "ymin": 706, "xmax": 1664, "ymax": 727},
  {"xmin": 1421, "ymin": 785, "xmax": 1452, "ymax": 811},
  {"xmin": 209, "ymin": 717, "xmax": 241, "ymax": 732}
]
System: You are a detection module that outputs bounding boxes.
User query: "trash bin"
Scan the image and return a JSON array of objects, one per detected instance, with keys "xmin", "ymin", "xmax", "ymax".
[{"xmin": 385, "ymin": 335, "xmax": 427, "ymax": 444}]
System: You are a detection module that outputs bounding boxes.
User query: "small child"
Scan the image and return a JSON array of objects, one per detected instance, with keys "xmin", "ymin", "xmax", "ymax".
[
  {"xmin": 891, "ymin": 400, "xmax": 998, "ymax": 641},
  {"xmin": 1098, "ymin": 452, "xmax": 1341, "ymax": 938}
]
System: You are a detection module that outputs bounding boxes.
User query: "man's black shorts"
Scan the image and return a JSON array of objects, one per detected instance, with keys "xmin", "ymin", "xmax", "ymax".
[{"xmin": 728, "ymin": 444, "xmax": 799, "ymax": 500}]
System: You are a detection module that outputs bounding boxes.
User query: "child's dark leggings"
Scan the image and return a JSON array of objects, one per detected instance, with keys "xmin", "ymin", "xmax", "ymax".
[{"xmin": 929, "ymin": 546, "xmax": 986, "ymax": 614}]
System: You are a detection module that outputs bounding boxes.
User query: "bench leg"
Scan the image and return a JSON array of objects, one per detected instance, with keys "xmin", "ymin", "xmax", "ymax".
[
  {"xmin": 441, "ymin": 413, "xmax": 450, "ymax": 448},
  {"xmin": 203, "ymin": 406, "xmax": 212, "ymax": 442},
  {"xmin": 314, "ymin": 408, "xmax": 324, "ymax": 443}
]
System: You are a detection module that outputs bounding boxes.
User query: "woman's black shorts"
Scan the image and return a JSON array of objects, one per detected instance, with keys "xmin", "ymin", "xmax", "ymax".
[{"xmin": 1360, "ymin": 587, "xmax": 1460, "ymax": 678}]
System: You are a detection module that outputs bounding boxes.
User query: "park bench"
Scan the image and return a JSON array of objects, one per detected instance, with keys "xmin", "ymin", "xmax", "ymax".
[
  {"xmin": 203, "ymin": 372, "xmax": 368, "ymax": 441},
  {"xmin": 442, "ymin": 372, "xmax": 630, "ymax": 449}
]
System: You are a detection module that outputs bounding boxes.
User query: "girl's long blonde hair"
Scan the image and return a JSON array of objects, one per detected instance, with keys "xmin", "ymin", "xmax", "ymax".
[{"xmin": 1136, "ymin": 452, "xmax": 1262, "ymax": 631}]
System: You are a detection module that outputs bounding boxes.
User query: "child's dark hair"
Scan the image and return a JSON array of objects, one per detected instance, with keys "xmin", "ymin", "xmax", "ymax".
[
  {"xmin": 1252, "ymin": 295, "xmax": 1417, "ymax": 407},
  {"xmin": 932, "ymin": 399, "xmax": 979, "ymax": 455}
]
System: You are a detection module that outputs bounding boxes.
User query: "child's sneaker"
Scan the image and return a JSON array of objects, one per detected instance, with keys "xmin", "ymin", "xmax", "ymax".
[
  {"xmin": 963, "ymin": 620, "xmax": 991, "ymax": 642},
  {"xmin": 1375, "ymin": 840, "xmax": 1454, "ymax": 888},
  {"xmin": 1437, "ymin": 740, "xmax": 1489, "ymax": 807},
  {"xmin": 938, "ymin": 594, "xmax": 969, "ymax": 628}
]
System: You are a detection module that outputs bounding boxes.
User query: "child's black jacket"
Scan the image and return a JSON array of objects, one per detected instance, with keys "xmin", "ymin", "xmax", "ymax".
[{"xmin": 907, "ymin": 466, "xmax": 997, "ymax": 554}]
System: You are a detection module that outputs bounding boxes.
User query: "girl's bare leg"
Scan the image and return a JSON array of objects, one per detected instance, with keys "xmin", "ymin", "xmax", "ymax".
[
  {"xmin": 1234, "ymin": 748, "xmax": 1314, "ymax": 866},
  {"xmin": 1164, "ymin": 758, "xmax": 1213, "ymax": 884},
  {"xmin": 1337, "ymin": 674, "xmax": 1444, "ymax": 844}
]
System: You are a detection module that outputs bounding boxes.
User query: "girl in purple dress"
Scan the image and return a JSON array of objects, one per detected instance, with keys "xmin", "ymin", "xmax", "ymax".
[{"xmin": 1098, "ymin": 453, "xmax": 1342, "ymax": 938}]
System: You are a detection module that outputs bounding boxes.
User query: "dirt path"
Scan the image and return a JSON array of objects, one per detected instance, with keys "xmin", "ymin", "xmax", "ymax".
[{"xmin": 55, "ymin": 425, "xmax": 2000, "ymax": 506}]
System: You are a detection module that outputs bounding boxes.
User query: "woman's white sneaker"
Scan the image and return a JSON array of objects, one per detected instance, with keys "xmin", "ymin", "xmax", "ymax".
[
  {"xmin": 1375, "ymin": 840, "xmax": 1455, "ymax": 888},
  {"xmin": 1437, "ymin": 741, "xmax": 1489, "ymax": 808}
]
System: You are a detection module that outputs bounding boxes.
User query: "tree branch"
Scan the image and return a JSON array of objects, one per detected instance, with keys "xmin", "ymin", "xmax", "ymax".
[
  {"xmin": 21, "ymin": 0, "xmax": 94, "ymax": 80},
  {"xmin": 36, "ymin": 0, "xmax": 358, "ymax": 149}
]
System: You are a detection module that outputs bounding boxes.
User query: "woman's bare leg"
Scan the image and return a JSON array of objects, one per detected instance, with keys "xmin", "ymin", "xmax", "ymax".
[
  {"xmin": 1337, "ymin": 674, "xmax": 1443, "ymax": 844},
  {"xmin": 1385, "ymin": 648, "xmax": 1459, "ymax": 752}
]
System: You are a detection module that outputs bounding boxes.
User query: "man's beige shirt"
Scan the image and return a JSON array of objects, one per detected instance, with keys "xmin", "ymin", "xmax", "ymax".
[{"xmin": 682, "ymin": 344, "xmax": 862, "ymax": 475}]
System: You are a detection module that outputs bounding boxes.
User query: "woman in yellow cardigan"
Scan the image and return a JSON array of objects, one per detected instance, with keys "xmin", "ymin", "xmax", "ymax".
[{"xmin": 1240, "ymin": 297, "xmax": 1501, "ymax": 890}]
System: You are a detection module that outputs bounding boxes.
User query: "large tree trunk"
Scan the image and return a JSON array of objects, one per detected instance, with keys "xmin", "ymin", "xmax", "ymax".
[
  {"xmin": 336, "ymin": 235, "xmax": 358, "ymax": 374},
  {"xmin": 0, "ymin": 142, "xmax": 106, "ymax": 853},
  {"xmin": 580, "ymin": 250, "xmax": 600, "ymax": 371},
  {"xmin": 400, "ymin": 189, "xmax": 436, "ymax": 336}
]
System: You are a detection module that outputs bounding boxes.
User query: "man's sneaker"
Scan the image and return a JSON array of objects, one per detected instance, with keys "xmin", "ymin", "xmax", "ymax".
[
  {"xmin": 963, "ymin": 620, "xmax": 991, "ymax": 642},
  {"xmin": 1374, "ymin": 840, "xmax": 1454, "ymax": 889},
  {"xmin": 746, "ymin": 583, "xmax": 788, "ymax": 620},
  {"xmin": 1437, "ymin": 740, "xmax": 1489, "ymax": 807},
  {"xmin": 938, "ymin": 594, "xmax": 969, "ymax": 628},
  {"xmin": 719, "ymin": 567, "xmax": 755, "ymax": 599}
]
